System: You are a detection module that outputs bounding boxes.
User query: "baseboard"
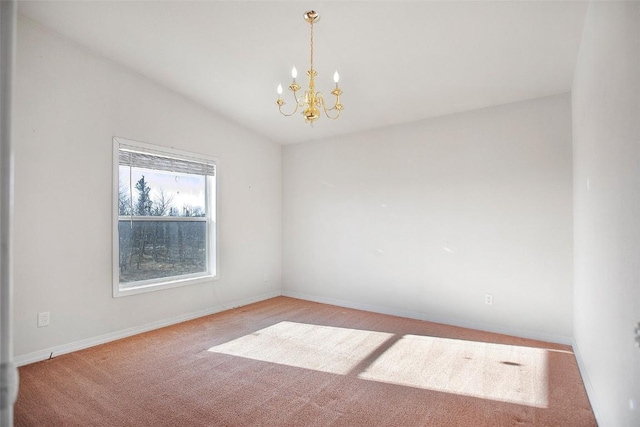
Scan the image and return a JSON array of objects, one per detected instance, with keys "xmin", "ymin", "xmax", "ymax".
[
  {"xmin": 14, "ymin": 290, "xmax": 281, "ymax": 367},
  {"xmin": 572, "ymin": 338, "xmax": 605, "ymax": 426},
  {"xmin": 282, "ymin": 290, "xmax": 573, "ymax": 346},
  {"xmin": 16, "ymin": 289, "xmax": 572, "ymax": 367}
]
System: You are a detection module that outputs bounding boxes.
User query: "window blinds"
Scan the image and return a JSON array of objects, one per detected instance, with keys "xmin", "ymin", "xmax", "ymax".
[{"xmin": 119, "ymin": 145, "xmax": 215, "ymax": 176}]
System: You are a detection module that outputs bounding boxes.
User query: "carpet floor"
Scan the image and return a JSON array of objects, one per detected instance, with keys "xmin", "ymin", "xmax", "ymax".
[{"xmin": 15, "ymin": 297, "xmax": 596, "ymax": 426}]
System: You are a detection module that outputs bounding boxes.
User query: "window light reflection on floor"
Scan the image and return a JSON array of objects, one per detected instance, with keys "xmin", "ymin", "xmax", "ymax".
[
  {"xmin": 357, "ymin": 334, "xmax": 548, "ymax": 408},
  {"xmin": 208, "ymin": 321, "xmax": 549, "ymax": 408},
  {"xmin": 208, "ymin": 321, "xmax": 393, "ymax": 375}
]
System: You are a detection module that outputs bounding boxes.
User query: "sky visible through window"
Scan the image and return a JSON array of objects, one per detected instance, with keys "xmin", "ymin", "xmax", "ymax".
[{"xmin": 119, "ymin": 165, "xmax": 206, "ymax": 216}]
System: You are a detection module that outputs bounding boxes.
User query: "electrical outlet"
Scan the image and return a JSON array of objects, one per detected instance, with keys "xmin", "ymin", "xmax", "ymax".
[
  {"xmin": 263, "ymin": 273, "xmax": 268, "ymax": 282},
  {"xmin": 484, "ymin": 294, "xmax": 493, "ymax": 306},
  {"xmin": 37, "ymin": 312, "xmax": 50, "ymax": 328}
]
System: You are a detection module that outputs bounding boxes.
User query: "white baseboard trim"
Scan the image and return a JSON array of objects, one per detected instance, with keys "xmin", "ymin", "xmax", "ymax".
[
  {"xmin": 14, "ymin": 290, "xmax": 281, "ymax": 367},
  {"xmin": 16, "ymin": 289, "xmax": 573, "ymax": 367},
  {"xmin": 572, "ymin": 338, "xmax": 605, "ymax": 426},
  {"xmin": 282, "ymin": 290, "xmax": 573, "ymax": 346}
]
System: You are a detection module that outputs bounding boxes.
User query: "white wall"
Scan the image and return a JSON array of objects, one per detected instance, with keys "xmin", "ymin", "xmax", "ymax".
[
  {"xmin": 13, "ymin": 18, "xmax": 281, "ymax": 361},
  {"xmin": 572, "ymin": 2, "xmax": 640, "ymax": 426},
  {"xmin": 283, "ymin": 94, "xmax": 573, "ymax": 342}
]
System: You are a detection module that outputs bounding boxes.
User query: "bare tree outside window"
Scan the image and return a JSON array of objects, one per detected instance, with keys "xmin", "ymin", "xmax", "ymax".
[{"xmin": 118, "ymin": 169, "xmax": 208, "ymax": 284}]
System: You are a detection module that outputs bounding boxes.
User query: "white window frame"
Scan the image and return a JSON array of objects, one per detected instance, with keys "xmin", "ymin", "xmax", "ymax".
[{"xmin": 112, "ymin": 137, "xmax": 218, "ymax": 297}]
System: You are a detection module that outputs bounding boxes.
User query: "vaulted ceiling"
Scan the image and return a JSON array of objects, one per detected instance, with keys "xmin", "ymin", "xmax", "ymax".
[{"xmin": 18, "ymin": 1, "xmax": 588, "ymax": 145}]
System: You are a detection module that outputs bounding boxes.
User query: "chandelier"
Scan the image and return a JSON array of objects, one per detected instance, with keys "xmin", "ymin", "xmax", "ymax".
[{"xmin": 276, "ymin": 10, "xmax": 343, "ymax": 124}]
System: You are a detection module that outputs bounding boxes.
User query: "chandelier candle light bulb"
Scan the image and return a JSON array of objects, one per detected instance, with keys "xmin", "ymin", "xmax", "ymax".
[{"xmin": 276, "ymin": 10, "xmax": 344, "ymax": 124}]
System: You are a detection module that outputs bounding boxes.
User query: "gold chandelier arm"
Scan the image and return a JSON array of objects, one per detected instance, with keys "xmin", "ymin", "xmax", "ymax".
[
  {"xmin": 277, "ymin": 100, "xmax": 299, "ymax": 117},
  {"xmin": 276, "ymin": 86, "xmax": 303, "ymax": 117},
  {"xmin": 318, "ymin": 91, "xmax": 343, "ymax": 120}
]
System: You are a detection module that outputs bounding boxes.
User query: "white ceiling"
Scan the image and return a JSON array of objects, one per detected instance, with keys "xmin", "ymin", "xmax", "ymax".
[{"xmin": 17, "ymin": 1, "xmax": 588, "ymax": 145}]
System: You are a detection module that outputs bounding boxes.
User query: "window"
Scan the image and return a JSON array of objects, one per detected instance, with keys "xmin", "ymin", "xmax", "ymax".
[{"xmin": 113, "ymin": 137, "xmax": 217, "ymax": 297}]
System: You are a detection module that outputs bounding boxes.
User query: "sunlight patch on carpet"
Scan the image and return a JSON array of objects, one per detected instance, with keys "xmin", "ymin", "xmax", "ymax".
[
  {"xmin": 358, "ymin": 334, "xmax": 548, "ymax": 408},
  {"xmin": 208, "ymin": 322, "xmax": 548, "ymax": 408},
  {"xmin": 208, "ymin": 321, "xmax": 393, "ymax": 375}
]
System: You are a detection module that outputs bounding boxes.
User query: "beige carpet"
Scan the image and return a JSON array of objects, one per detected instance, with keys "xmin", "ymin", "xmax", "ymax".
[{"xmin": 15, "ymin": 297, "xmax": 596, "ymax": 426}]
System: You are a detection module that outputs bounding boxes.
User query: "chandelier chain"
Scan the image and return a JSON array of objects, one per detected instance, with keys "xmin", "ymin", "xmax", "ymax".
[{"xmin": 310, "ymin": 19, "xmax": 314, "ymax": 72}]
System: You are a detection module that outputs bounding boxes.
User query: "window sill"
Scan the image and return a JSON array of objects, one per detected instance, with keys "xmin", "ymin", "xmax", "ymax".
[{"xmin": 113, "ymin": 274, "xmax": 218, "ymax": 298}]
